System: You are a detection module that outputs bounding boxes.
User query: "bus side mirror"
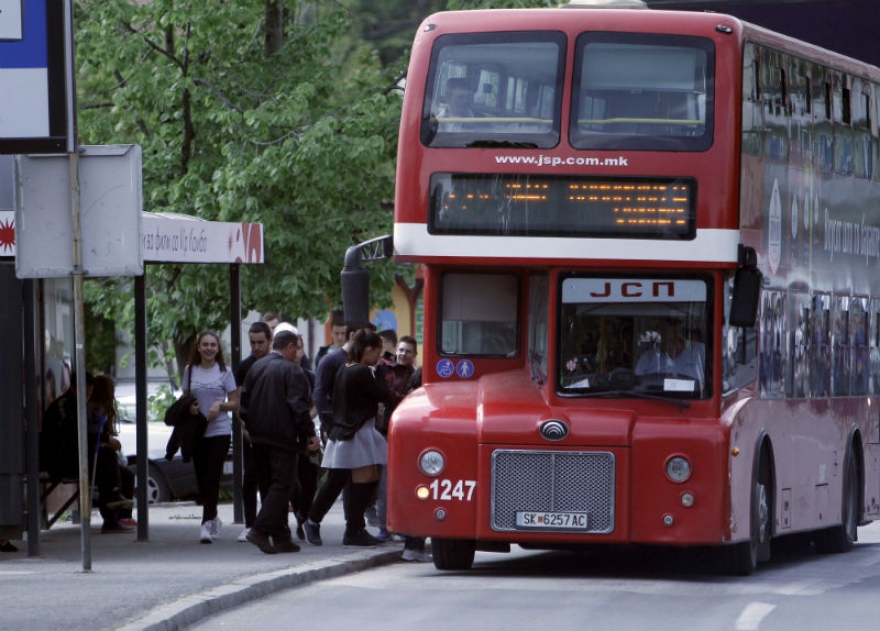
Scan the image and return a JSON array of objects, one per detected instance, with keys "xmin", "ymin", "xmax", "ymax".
[
  {"xmin": 729, "ymin": 246, "xmax": 762, "ymax": 328},
  {"xmin": 341, "ymin": 264, "xmax": 371, "ymax": 327},
  {"xmin": 340, "ymin": 235, "xmax": 394, "ymax": 327}
]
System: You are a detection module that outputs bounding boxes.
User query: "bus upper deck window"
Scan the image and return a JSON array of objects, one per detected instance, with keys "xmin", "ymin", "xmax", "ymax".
[
  {"xmin": 571, "ymin": 33, "xmax": 715, "ymax": 152},
  {"xmin": 421, "ymin": 32, "xmax": 566, "ymax": 149}
]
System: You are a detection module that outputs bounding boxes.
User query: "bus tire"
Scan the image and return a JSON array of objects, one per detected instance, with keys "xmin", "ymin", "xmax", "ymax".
[
  {"xmin": 432, "ymin": 538, "xmax": 476, "ymax": 571},
  {"xmin": 721, "ymin": 448, "xmax": 772, "ymax": 576},
  {"xmin": 815, "ymin": 447, "xmax": 859, "ymax": 554}
]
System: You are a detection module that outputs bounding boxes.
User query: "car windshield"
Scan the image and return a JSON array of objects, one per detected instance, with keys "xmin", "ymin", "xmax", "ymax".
[{"xmin": 557, "ymin": 276, "xmax": 711, "ymax": 399}]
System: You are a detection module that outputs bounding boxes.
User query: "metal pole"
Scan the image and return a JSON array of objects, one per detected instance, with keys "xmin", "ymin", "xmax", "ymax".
[
  {"xmin": 230, "ymin": 264, "xmax": 243, "ymax": 524},
  {"xmin": 23, "ymin": 279, "xmax": 41, "ymax": 557},
  {"xmin": 135, "ymin": 274, "xmax": 149, "ymax": 540},
  {"xmin": 69, "ymin": 149, "xmax": 91, "ymax": 572}
]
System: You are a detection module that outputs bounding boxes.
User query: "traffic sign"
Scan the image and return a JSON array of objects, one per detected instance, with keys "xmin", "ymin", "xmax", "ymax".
[{"xmin": 0, "ymin": 0, "xmax": 74, "ymax": 154}]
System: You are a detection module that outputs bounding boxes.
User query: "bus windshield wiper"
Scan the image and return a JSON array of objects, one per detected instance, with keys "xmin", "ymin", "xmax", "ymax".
[{"xmin": 580, "ymin": 389, "xmax": 691, "ymax": 411}]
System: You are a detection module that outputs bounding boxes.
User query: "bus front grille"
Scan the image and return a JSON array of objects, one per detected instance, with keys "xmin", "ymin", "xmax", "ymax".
[{"xmin": 490, "ymin": 450, "xmax": 615, "ymax": 534}]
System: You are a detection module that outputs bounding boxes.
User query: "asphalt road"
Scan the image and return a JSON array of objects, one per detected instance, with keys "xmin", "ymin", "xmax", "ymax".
[{"xmin": 188, "ymin": 522, "xmax": 880, "ymax": 631}]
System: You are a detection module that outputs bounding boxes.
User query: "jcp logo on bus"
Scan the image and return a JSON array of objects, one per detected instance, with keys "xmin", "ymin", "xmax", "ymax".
[{"xmin": 563, "ymin": 278, "xmax": 707, "ymax": 304}]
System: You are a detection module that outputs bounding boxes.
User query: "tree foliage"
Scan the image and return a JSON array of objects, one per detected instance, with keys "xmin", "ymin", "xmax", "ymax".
[
  {"xmin": 74, "ymin": 0, "xmax": 551, "ymax": 374},
  {"xmin": 75, "ymin": 0, "xmax": 404, "ymax": 372}
]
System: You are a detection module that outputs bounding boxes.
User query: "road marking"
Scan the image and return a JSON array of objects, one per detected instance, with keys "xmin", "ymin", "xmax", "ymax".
[{"xmin": 735, "ymin": 602, "xmax": 776, "ymax": 630}]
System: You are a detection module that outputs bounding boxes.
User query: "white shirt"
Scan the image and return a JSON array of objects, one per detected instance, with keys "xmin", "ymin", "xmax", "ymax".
[
  {"xmin": 635, "ymin": 340, "xmax": 705, "ymax": 383},
  {"xmin": 183, "ymin": 364, "xmax": 237, "ymax": 438}
]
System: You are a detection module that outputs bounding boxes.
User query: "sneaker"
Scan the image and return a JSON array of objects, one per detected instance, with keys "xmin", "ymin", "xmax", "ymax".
[
  {"xmin": 245, "ymin": 529, "xmax": 278, "ymax": 554},
  {"xmin": 375, "ymin": 528, "xmax": 390, "ymax": 543},
  {"xmin": 343, "ymin": 529, "xmax": 382, "ymax": 547},
  {"xmin": 365, "ymin": 504, "xmax": 379, "ymax": 528},
  {"xmin": 118, "ymin": 518, "xmax": 137, "ymax": 528},
  {"xmin": 199, "ymin": 522, "xmax": 213, "ymax": 544},
  {"xmin": 0, "ymin": 540, "xmax": 18, "ymax": 552},
  {"xmin": 106, "ymin": 495, "xmax": 134, "ymax": 511},
  {"xmin": 304, "ymin": 520, "xmax": 322, "ymax": 546},
  {"xmin": 237, "ymin": 527, "xmax": 251, "ymax": 543},
  {"xmin": 401, "ymin": 548, "xmax": 432, "ymax": 563},
  {"xmin": 274, "ymin": 539, "xmax": 301, "ymax": 553},
  {"xmin": 210, "ymin": 516, "xmax": 222, "ymax": 537},
  {"xmin": 101, "ymin": 521, "xmax": 135, "ymax": 534}
]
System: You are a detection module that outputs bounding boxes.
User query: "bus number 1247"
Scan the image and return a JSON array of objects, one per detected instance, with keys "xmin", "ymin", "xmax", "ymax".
[{"xmin": 428, "ymin": 479, "xmax": 477, "ymax": 501}]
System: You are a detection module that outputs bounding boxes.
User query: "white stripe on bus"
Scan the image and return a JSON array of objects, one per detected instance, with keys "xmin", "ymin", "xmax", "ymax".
[{"xmin": 393, "ymin": 223, "xmax": 741, "ymax": 263}]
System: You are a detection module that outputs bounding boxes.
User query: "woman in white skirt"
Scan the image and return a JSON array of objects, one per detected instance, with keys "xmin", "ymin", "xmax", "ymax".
[{"xmin": 303, "ymin": 329, "xmax": 399, "ymax": 546}]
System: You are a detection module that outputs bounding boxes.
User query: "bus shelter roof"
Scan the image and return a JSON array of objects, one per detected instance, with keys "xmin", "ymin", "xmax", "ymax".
[
  {"xmin": 0, "ymin": 210, "xmax": 264, "ymax": 265},
  {"xmin": 1, "ymin": 208, "xmax": 263, "ymax": 565}
]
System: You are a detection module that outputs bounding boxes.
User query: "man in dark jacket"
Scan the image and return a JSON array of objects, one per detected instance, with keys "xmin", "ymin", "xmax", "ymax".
[
  {"xmin": 233, "ymin": 321, "xmax": 273, "ymax": 542},
  {"xmin": 239, "ymin": 330, "xmax": 317, "ymax": 554}
]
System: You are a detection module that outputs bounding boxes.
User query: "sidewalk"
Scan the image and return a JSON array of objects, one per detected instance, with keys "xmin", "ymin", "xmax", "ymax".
[{"xmin": 0, "ymin": 501, "xmax": 404, "ymax": 631}]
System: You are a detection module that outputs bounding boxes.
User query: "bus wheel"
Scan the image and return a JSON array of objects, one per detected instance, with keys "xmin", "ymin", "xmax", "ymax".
[
  {"xmin": 721, "ymin": 453, "xmax": 771, "ymax": 576},
  {"xmin": 432, "ymin": 538, "xmax": 476, "ymax": 571},
  {"xmin": 815, "ymin": 448, "xmax": 859, "ymax": 554}
]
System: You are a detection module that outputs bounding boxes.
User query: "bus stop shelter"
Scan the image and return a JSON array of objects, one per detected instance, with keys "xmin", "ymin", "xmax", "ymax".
[{"xmin": 0, "ymin": 194, "xmax": 263, "ymax": 563}]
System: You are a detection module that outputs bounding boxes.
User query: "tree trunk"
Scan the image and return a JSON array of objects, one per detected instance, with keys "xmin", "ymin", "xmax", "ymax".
[{"xmin": 265, "ymin": 0, "xmax": 284, "ymax": 57}]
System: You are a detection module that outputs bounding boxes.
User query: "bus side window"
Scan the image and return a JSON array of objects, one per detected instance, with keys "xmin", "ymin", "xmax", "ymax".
[
  {"xmin": 440, "ymin": 272, "xmax": 519, "ymax": 357},
  {"xmin": 723, "ymin": 274, "xmax": 758, "ymax": 395},
  {"xmin": 810, "ymin": 295, "xmax": 831, "ymax": 397},
  {"xmin": 871, "ymin": 299, "xmax": 880, "ymax": 395},
  {"xmin": 788, "ymin": 293, "xmax": 810, "ymax": 398},
  {"xmin": 759, "ymin": 291, "xmax": 785, "ymax": 399},
  {"xmin": 850, "ymin": 298, "xmax": 868, "ymax": 396},
  {"xmin": 832, "ymin": 296, "xmax": 850, "ymax": 397},
  {"xmin": 528, "ymin": 273, "xmax": 550, "ymax": 383}
]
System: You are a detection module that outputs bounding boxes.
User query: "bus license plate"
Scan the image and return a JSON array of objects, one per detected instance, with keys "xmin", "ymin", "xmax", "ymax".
[{"xmin": 516, "ymin": 511, "xmax": 589, "ymax": 530}]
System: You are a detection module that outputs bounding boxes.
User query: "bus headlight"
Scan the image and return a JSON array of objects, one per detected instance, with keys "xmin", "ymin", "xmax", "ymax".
[
  {"xmin": 665, "ymin": 456, "xmax": 692, "ymax": 482},
  {"xmin": 418, "ymin": 449, "xmax": 446, "ymax": 476}
]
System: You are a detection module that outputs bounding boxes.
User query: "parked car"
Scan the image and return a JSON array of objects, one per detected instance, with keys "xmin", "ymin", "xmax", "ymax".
[
  {"xmin": 112, "ymin": 381, "xmax": 233, "ymax": 504},
  {"xmin": 116, "ymin": 417, "xmax": 233, "ymax": 504}
]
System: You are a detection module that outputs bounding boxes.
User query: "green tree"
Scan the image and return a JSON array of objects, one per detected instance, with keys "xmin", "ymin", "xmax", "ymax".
[{"xmin": 75, "ymin": 0, "xmax": 404, "ymax": 374}]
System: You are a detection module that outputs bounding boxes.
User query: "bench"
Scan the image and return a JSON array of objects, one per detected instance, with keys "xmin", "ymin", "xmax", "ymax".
[{"xmin": 38, "ymin": 473, "xmax": 99, "ymax": 529}]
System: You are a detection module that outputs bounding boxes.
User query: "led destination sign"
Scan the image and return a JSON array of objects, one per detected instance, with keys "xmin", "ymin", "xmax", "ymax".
[{"xmin": 430, "ymin": 173, "xmax": 695, "ymax": 239}]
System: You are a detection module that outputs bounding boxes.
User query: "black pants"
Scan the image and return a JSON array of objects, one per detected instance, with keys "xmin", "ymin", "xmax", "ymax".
[
  {"xmin": 404, "ymin": 536, "xmax": 426, "ymax": 551},
  {"xmin": 309, "ymin": 468, "xmax": 376, "ymax": 537},
  {"xmin": 309, "ymin": 468, "xmax": 349, "ymax": 524},
  {"xmin": 290, "ymin": 454, "xmax": 319, "ymax": 519},
  {"xmin": 95, "ymin": 445, "xmax": 134, "ymax": 522},
  {"xmin": 252, "ymin": 443, "xmax": 297, "ymax": 540},
  {"xmin": 193, "ymin": 434, "xmax": 231, "ymax": 525}
]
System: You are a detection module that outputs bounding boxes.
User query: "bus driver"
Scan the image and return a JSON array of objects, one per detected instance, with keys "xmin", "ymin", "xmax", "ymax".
[{"xmin": 635, "ymin": 317, "xmax": 705, "ymax": 384}]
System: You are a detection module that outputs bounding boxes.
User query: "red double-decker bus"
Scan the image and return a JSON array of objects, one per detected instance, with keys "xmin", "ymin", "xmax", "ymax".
[{"xmin": 342, "ymin": 1, "xmax": 880, "ymax": 575}]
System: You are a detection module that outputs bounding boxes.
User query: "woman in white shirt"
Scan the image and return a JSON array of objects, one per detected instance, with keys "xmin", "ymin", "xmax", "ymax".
[{"xmin": 182, "ymin": 330, "xmax": 240, "ymax": 544}]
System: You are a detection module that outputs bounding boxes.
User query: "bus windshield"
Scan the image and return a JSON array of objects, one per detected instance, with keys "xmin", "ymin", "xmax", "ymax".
[
  {"xmin": 558, "ymin": 276, "xmax": 711, "ymax": 399},
  {"xmin": 571, "ymin": 33, "xmax": 715, "ymax": 152},
  {"xmin": 421, "ymin": 31, "xmax": 566, "ymax": 148}
]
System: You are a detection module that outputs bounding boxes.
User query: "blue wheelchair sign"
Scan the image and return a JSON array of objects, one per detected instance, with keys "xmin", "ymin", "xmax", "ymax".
[{"xmin": 436, "ymin": 359, "xmax": 454, "ymax": 379}]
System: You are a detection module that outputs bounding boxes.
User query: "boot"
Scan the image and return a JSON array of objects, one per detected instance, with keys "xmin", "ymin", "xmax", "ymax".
[{"xmin": 344, "ymin": 480, "xmax": 379, "ymax": 541}]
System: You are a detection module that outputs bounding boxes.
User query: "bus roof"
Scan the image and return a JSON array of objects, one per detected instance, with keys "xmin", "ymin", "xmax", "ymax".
[{"xmin": 417, "ymin": 7, "xmax": 880, "ymax": 80}]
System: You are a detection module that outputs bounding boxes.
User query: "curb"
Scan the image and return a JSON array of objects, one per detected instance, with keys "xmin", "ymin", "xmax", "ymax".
[{"xmin": 115, "ymin": 549, "xmax": 403, "ymax": 631}]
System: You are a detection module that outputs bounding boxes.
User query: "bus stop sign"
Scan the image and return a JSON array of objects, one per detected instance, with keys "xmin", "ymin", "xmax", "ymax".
[{"xmin": 0, "ymin": 0, "xmax": 74, "ymax": 154}]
